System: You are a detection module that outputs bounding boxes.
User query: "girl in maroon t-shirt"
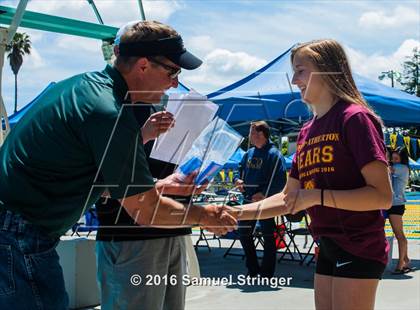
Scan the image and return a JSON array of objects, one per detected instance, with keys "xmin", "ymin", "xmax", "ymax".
[{"xmin": 235, "ymin": 39, "xmax": 392, "ymax": 310}]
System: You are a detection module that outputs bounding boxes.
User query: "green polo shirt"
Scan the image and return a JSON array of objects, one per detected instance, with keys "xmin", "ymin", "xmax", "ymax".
[{"xmin": 0, "ymin": 65, "xmax": 155, "ymax": 237}]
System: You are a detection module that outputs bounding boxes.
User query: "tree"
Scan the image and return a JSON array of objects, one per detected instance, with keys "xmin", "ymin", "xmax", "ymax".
[
  {"xmin": 378, "ymin": 70, "xmax": 401, "ymax": 88},
  {"xmin": 399, "ymin": 47, "xmax": 419, "ymax": 97},
  {"xmin": 5, "ymin": 32, "xmax": 31, "ymax": 113},
  {"xmin": 281, "ymin": 140, "xmax": 289, "ymax": 156}
]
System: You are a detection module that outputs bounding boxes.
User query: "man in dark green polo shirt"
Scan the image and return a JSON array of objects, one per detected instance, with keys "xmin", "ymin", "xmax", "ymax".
[{"xmin": 0, "ymin": 20, "xmax": 236, "ymax": 309}]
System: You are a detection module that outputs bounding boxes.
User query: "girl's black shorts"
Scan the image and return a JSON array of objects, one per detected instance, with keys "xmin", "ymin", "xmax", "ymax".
[
  {"xmin": 316, "ymin": 237, "xmax": 386, "ymax": 279},
  {"xmin": 385, "ymin": 205, "xmax": 405, "ymax": 216}
]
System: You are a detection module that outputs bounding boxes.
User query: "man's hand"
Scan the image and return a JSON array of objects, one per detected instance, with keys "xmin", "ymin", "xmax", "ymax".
[
  {"xmin": 234, "ymin": 179, "xmax": 245, "ymax": 192},
  {"xmin": 251, "ymin": 192, "xmax": 265, "ymax": 202},
  {"xmin": 219, "ymin": 204, "xmax": 243, "ymax": 219},
  {"xmin": 155, "ymin": 172, "xmax": 208, "ymax": 197},
  {"xmin": 199, "ymin": 205, "xmax": 238, "ymax": 236},
  {"xmin": 141, "ymin": 111, "xmax": 175, "ymax": 144}
]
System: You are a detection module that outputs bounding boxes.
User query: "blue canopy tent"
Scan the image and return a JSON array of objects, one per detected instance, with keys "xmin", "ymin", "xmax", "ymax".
[
  {"xmin": 7, "ymin": 81, "xmax": 190, "ymax": 129},
  {"xmin": 165, "ymin": 81, "xmax": 189, "ymax": 95},
  {"xmin": 409, "ymin": 158, "xmax": 420, "ymax": 171},
  {"xmin": 354, "ymin": 75, "xmax": 420, "ymax": 127},
  {"xmin": 208, "ymin": 47, "xmax": 309, "ymax": 134},
  {"xmin": 223, "ymin": 147, "xmax": 245, "ymax": 169},
  {"xmin": 284, "ymin": 153, "xmax": 294, "ymax": 170},
  {"xmin": 8, "ymin": 82, "xmax": 56, "ymax": 128},
  {"xmin": 208, "ymin": 46, "xmax": 420, "ymax": 134}
]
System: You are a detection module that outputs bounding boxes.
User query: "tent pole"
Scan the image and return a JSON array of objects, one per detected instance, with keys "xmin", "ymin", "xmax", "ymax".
[
  {"xmin": 137, "ymin": 0, "xmax": 146, "ymax": 20},
  {"xmin": 0, "ymin": 28, "xmax": 10, "ymax": 145},
  {"xmin": 86, "ymin": 0, "xmax": 104, "ymax": 25},
  {"xmin": 85, "ymin": 0, "xmax": 113, "ymax": 64},
  {"xmin": 0, "ymin": 0, "xmax": 29, "ymax": 145},
  {"xmin": 4, "ymin": 0, "xmax": 28, "ymax": 42}
]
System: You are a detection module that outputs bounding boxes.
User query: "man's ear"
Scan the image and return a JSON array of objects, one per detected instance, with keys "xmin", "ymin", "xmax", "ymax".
[
  {"xmin": 113, "ymin": 45, "xmax": 120, "ymax": 56},
  {"xmin": 136, "ymin": 57, "xmax": 149, "ymax": 73}
]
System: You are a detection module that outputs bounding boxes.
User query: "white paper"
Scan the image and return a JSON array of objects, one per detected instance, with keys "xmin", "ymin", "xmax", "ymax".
[{"xmin": 150, "ymin": 90, "xmax": 219, "ymax": 164}]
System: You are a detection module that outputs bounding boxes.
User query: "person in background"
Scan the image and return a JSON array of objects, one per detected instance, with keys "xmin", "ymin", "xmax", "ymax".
[
  {"xmin": 384, "ymin": 146, "xmax": 412, "ymax": 274},
  {"xmin": 234, "ymin": 121, "xmax": 287, "ymax": 278}
]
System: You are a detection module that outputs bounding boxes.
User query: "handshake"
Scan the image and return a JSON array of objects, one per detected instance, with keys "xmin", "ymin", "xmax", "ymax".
[
  {"xmin": 154, "ymin": 168, "xmax": 305, "ymax": 237},
  {"xmin": 153, "ymin": 171, "xmax": 243, "ymax": 236},
  {"xmin": 196, "ymin": 204, "xmax": 241, "ymax": 236}
]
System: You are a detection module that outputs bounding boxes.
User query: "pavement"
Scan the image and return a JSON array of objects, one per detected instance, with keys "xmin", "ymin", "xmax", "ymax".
[
  {"xmin": 82, "ymin": 233, "xmax": 420, "ymax": 310},
  {"xmin": 185, "ymin": 235, "xmax": 420, "ymax": 310}
]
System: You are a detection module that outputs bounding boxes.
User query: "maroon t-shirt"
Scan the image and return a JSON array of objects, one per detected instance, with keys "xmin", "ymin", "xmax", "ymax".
[{"xmin": 290, "ymin": 101, "xmax": 389, "ymax": 264}]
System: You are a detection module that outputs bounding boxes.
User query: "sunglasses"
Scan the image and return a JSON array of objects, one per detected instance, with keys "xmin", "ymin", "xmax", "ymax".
[{"xmin": 148, "ymin": 58, "xmax": 181, "ymax": 79}]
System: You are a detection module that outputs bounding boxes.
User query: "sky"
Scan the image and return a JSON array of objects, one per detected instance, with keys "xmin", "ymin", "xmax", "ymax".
[{"xmin": 1, "ymin": 0, "xmax": 419, "ymax": 115}]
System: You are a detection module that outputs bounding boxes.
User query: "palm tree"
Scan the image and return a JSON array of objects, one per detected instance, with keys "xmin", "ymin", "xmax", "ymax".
[{"xmin": 6, "ymin": 32, "xmax": 31, "ymax": 113}]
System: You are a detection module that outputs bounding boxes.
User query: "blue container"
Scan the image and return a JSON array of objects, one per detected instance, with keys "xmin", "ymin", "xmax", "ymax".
[
  {"xmin": 196, "ymin": 161, "xmax": 223, "ymax": 185},
  {"xmin": 179, "ymin": 157, "xmax": 202, "ymax": 175}
]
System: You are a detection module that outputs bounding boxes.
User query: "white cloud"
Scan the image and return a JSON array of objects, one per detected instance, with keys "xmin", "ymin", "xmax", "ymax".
[
  {"xmin": 393, "ymin": 39, "xmax": 420, "ymax": 61},
  {"xmin": 26, "ymin": 0, "xmax": 181, "ymax": 26},
  {"xmin": 3, "ymin": 0, "xmax": 182, "ymax": 27},
  {"xmin": 2, "ymin": 62, "xmax": 93, "ymax": 114},
  {"xmin": 27, "ymin": 0, "xmax": 86, "ymax": 13},
  {"xmin": 1, "ymin": 0, "xmax": 418, "ymax": 113},
  {"xmin": 93, "ymin": 0, "xmax": 182, "ymax": 26},
  {"xmin": 183, "ymin": 48, "xmax": 266, "ymax": 93},
  {"xmin": 3, "ymin": 45, "xmax": 44, "ymax": 81},
  {"xmin": 346, "ymin": 39, "xmax": 420, "ymax": 82},
  {"xmin": 2, "ymin": 33, "xmax": 104, "ymax": 115},
  {"xmin": 359, "ymin": 6, "xmax": 419, "ymax": 29},
  {"xmin": 141, "ymin": 0, "xmax": 183, "ymax": 22},
  {"xmin": 55, "ymin": 36, "xmax": 102, "ymax": 53},
  {"xmin": 26, "ymin": 0, "xmax": 91, "ymax": 21},
  {"xmin": 24, "ymin": 46, "xmax": 45, "ymax": 69},
  {"xmin": 24, "ymin": 30, "xmax": 43, "ymax": 43},
  {"xmin": 186, "ymin": 35, "xmax": 215, "ymax": 55},
  {"xmin": 206, "ymin": 49, "xmax": 266, "ymax": 75}
]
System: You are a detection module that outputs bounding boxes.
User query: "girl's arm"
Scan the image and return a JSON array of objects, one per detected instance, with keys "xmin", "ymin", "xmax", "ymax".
[
  {"xmin": 288, "ymin": 160, "xmax": 392, "ymax": 213},
  {"xmin": 230, "ymin": 177, "xmax": 300, "ymax": 220}
]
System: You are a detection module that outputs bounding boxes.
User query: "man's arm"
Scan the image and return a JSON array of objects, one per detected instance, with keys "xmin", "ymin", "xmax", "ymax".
[
  {"xmin": 120, "ymin": 187, "xmax": 237, "ymax": 235},
  {"xmin": 154, "ymin": 171, "xmax": 208, "ymax": 197}
]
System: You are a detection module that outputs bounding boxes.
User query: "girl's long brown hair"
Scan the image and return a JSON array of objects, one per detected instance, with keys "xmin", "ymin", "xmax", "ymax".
[{"xmin": 291, "ymin": 39, "xmax": 382, "ymax": 123}]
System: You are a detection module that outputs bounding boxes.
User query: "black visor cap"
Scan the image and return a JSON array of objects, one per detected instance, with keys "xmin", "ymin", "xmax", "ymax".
[
  {"xmin": 118, "ymin": 36, "xmax": 202, "ymax": 70},
  {"xmin": 165, "ymin": 51, "xmax": 202, "ymax": 70}
]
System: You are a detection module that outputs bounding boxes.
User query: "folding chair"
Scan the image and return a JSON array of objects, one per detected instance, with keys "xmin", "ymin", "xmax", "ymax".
[
  {"xmin": 222, "ymin": 230, "xmax": 244, "ymax": 258},
  {"xmin": 71, "ymin": 206, "xmax": 99, "ymax": 237},
  {"xmin": 274, "ymin": 217, "xmax": 297, "ymax": 261},
  {"xmin": 194, "ymin": 228, "xmax": 221, "ymax": 252},
  {"xmin": 278, "ymin": 211, "xmax": 317, "ymax": 265},
  {"xmin": 222, "ymin": 223, "xmax": 265, "ymax": 258},
  {"xmin": 222, "ymin": 199, "xmax": 267, "ymax": 259},
  {"xmin": 273, "ymin": 221, "xmax": 287, "ymax": 250}
]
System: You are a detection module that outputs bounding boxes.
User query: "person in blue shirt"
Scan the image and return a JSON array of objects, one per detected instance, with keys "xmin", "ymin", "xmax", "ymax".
[
  {"xmin": 384, "ymin": 146, "xmax": 412, "ymax": 274},
  {"xmin": 234, "ymin": 121, "xmax": 287, "ymax": 278}
]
